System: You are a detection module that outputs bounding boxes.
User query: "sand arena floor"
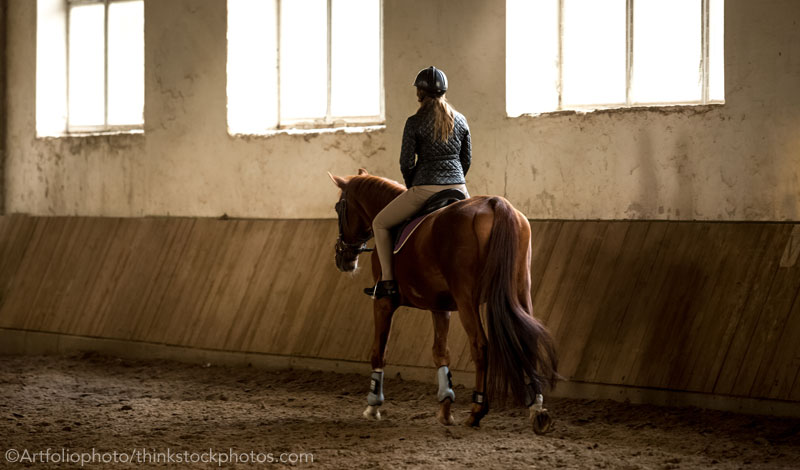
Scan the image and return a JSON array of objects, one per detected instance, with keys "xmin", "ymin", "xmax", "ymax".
[{"xmin": 1, "ymin": 353, "xmax": 799, "ymax": 469}]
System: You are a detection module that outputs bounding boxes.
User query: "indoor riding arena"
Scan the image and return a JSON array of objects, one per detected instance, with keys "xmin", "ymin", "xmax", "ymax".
[{"xmin": 2, "ymin": 0, "xmax": 800, "ymax": 468}]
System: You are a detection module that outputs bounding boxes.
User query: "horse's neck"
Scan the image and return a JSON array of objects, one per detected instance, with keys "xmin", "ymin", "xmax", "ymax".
[{"xmin": 354, "ymin": 184, "xmax": 402, "ymax": 222}]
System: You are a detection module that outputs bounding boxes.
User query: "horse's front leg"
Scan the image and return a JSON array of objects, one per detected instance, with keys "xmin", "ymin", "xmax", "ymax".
[
  {"xmin": 363, "ymin": 297, "xmax": 397, "ymax": 420},
  {"xmin": 431, "ymin": 310, "xmax": 455, "ymax": 425}
]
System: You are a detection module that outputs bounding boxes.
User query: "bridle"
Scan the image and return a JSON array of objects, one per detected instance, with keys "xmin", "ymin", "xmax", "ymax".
[{"xmin": 334, "ymin": 192, "xmax": 374, "ymax": 258}]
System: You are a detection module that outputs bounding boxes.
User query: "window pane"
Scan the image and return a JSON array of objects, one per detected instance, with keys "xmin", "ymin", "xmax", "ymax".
[
  {"xmin": 227, "ymin": 0, "xmax": 278, "ymax": 132},
  {"xmin": 506, "ymin": 0, "xmax": 559, "ymax": 116},
  {"xmin": 562, "ymin": 0, "xmax": 626, "ymax": 107},
  {"xmin": 631, "ymin": 0, "xmax": 702, "ymax": 104},
  {"xmin": 330, "ymin": 0, "xmax": 380, "ymax": 118},
  {"xmin": 68, "ymin": 3, "xmax": 105, "ymax": 127},
  {"xmin": 709, "ymin": 0, "xmax": 724, "ymax": 102},
  {"xmin": 108, "ymin": 0, "xmax": 144, "ymax": 126},
  {"xmin": 280, "ymin": 0, "xmax": 327, "ymax": 121},
  {"xmin": 37, "ymin": 0, "xmax": 68, "ymax": 136}
]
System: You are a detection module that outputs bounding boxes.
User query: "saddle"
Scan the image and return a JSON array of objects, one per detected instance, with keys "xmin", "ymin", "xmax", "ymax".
[{"xmin": 392, "ymin": 189, "xmax": 467, "ymax": 254}]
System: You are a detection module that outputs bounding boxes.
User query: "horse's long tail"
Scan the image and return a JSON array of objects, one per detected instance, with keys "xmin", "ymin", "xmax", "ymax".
[{"xmin": 479, "ymin": 197, "xmax": 559, "ymax": 405}]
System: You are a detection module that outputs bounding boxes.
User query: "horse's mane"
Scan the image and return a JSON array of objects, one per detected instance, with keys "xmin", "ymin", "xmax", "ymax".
[{"xmin": 347, "ymin": 175, "xmax": 405, "ymax": 206}]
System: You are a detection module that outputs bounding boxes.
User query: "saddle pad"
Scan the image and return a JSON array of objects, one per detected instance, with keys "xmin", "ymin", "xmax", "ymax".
[{"xmin": 393, "ymin": 212, "xmax": 434, "ymax": 254}]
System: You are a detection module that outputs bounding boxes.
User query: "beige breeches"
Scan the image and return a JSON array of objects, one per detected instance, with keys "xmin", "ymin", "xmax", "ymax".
[{"xmin": 372, "ymin": 184, "xmax": 469, "ymax": 281}]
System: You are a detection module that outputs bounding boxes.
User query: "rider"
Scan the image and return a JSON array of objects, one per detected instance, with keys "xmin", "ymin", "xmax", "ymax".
[{"xmin": 366, "ymin": 66, "xmax": 471, "ymax": 299}]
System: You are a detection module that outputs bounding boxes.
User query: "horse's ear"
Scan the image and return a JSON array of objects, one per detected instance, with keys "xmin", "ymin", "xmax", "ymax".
[
  {"xmin": 358, "ymin": 168, "xmax": 369, "ymax": 176},
  {"xmin": 328, "ymin": 172, "xmax": 347, "ymax": 189}
]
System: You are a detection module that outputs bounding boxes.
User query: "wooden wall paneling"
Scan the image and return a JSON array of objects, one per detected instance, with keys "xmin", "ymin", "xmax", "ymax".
[
  {"xmin": 2, "ymin": 216, "xmax": 800, "ymax": 405},
  {"xmin": 735, "ymin": 228, "xmax": 800, "ymax": 397},
  {"xmin": 757, "ymin": 292, "xmax": 800, "ymax": 400},
  {"xmin": 529, "ymin": 221, "xmax": 563, "ymax": 306},
  {"xmin": 531, "ymin": 221, "xmax": 583, "ymax": 327},
  {"xmin": 86, "ymin": 219, "xmax": 155, "ymax": 339},
  {"xmin": 189, "ymin": 220, "xmax": 265, "ymax": 350},
  {"xmin": 628, "ymin": 223, "xmax": 715, "ymax": 389},
  {"xmin": 545, "ymin": 221, "xmax": 610, "ymax": 354},
  {"xmin": 39, "ymin": 217, "xmax": 87, "ymax": 332},
  {"xmin": 173, "ymin": 219, "xmax": 242, "ymax": 348},
  {"xmin": 652, "ymin": 223, "xmax": 732, "ymax": 390},
  {"xmin": 302, "ymin": 225, "xmax": 374, "ymax": 362},
  {"xmin": 712, "ymin": 225, "xmax": 791, "ymax": 396},
  {"xmin": 700, "ymin": 224, "xmax": 780, "ymax": 394},
  {"xmin": 556, "ymin": 221, "xmax": 629, "ymax": 379},
  {"xmin": 241, "ymin": 220, "xmax": 304, "ymax": 354},
  {"xmin": 50, "ymin": 217, "xmax": 120, "ymax": 335},
  {"xmin": 227, "ymin": 220, "xmax": 293, "ymax": 353},
  {"xmin": 127, "ymin": 218, "xmax": 196, "ymax": 341},
  {"xmin": 790, "ymin": 369, "xmax": 800, "ymax": 402},
  {"xmin": 386, "ymin": 308, "xmax": 435, "ymax": 368},
  {"xmin": 277, "ymin": 221, "xmax": 338, "ymax": 356},
  {"xmin": 676, "ymin": 223, "xmax": 767, "ymax": 393},
  {"xmin": 81, "ymin": 218, "xmax": 142, "ymax": 337},
  {"xmin": 120, "ymin": 218, "xmax": 197, "ymax": 344},
  {"xmin": 573, "ymin": 222, "xmax": 662, "ymax": 383},
  {"xmin": 286, "ymin": 221, "xmax": 358, "ymax": 358},
  {"xmin": 1, "ymin": 218, "xmax": 68, "ymax": 331},
  {"xmin": 451, "ymin": 310, "xmax": 477, "ymax": 372},
  {"xmin": 598, "ymin": 222, "xmax": 673, "ymax": 386},
  {"xmin": 0, "ymin": 216, "xmax": 37, "ymax": 313}
]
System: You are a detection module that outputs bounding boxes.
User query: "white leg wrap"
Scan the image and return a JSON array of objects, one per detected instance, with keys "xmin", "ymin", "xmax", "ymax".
[
  {"xmin": 436, "ymin": 366, "xmax": 455, "ymax": 403},
  {"xmin": 367, "ymin": 370, "xmax": 384, "ymax": 406},
  {"xmin": 529, "ymin": 393, "xmax": 545, "ymax": 415}
]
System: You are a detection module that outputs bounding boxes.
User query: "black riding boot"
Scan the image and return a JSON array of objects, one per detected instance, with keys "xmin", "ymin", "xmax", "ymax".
[{"xmin": 364, "ymin": 280, "xmax": 399, "ymax": 299}]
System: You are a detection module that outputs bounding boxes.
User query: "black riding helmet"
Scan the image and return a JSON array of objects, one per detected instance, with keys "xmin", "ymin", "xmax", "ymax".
[{"xmin": 413, "ymin": 66, "xmax": 448, "ymax": 96}]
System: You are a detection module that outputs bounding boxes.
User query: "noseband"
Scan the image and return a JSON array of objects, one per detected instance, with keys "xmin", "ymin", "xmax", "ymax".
[{"xmin": 335, "ymin": 193, "xmax": 373, "ymax": 257}]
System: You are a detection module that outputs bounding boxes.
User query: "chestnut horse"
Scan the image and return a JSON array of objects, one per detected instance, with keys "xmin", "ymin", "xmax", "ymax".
[{"xmin": 329, "ymin": 169, "xmax": 558, "ymax": 433}]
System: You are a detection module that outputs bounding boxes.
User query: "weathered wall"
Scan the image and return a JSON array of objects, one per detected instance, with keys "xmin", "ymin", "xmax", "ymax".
[{"xmin": 5, "ymin": 0, "xmax": 800, "ymax": 220}]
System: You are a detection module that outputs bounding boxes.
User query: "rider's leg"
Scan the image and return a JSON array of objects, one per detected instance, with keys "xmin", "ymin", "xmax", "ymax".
[
  {"xmin": 372, "ymin": 187, "xmax": 431, "ymax": 281},
  {"xmin": 373, "ymin": 183, "xmax": 469, "ymax": 281}
]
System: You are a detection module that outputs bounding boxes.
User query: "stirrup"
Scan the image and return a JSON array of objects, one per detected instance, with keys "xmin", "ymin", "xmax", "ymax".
[{"xmin": 363, "ymin": 280, "xmax": 399, "ymax": 299}]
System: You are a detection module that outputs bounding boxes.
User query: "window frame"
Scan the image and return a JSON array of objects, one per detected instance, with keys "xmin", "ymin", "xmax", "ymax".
[
  {"xmin": 65, "ymin": 0, "xmax": 143, "ymax": 134},
  {"xmin": 229, "ymin": 0, "xmax": 385, "ymax": 134},
  {"xmin": 512, "ymin": 0, "xmax": 722, "ymax": 115}
]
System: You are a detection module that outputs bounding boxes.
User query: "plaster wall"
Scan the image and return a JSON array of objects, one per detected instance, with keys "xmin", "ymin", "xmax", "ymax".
[{"xmin": 4, "ymin": 0, "xmax": 800, "ymax": 220}]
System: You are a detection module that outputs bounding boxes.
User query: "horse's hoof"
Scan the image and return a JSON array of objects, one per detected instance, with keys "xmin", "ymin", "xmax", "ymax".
[
  {"xmin": 437, "ymin": 411, "xmax": 455, "ymax": 426},
  {"xmin": 463, "ymin": 414, "xmax": 481, "ymax": 428},
  {"xmin": 363, "ymin": 405, "xmax": 381, "ymax": 420},
  {"xmin": 437, "ymin": 398, "xmax": 455, "ymax": 425},
  {"xmin": 531, "ymin": 408, "xmax": 553, "ymax": 435}
]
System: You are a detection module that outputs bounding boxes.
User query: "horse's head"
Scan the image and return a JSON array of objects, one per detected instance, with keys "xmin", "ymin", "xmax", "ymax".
[{"xmin": 328, "ymin": 168, "xmax": 373, "ymax": 272}]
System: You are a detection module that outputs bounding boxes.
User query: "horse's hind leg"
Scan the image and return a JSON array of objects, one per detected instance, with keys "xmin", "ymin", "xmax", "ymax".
[
  {"xmin": 431, "ymin": 310, "xmax": 455, "ymax": 425},
  {"xmin": 363, "ymin": 297, "xmax": 397, "ymax": 420},
  {"xmin": 454, "ymin": 298, "xmax": 489, "ymax": 427}
]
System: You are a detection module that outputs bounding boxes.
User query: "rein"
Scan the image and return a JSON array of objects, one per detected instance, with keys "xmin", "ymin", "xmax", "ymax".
[{"xmin": 335, "ymin": 192, "xmax": 374, "ymax": 256}]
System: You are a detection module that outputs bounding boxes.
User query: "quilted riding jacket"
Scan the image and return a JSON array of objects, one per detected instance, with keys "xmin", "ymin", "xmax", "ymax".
[{"xmin": 399, "ymin": 105, "xmax": 471, "ymax": 188}]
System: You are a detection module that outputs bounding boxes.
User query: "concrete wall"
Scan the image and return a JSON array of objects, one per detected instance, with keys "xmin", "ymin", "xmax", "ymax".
[{"xmin": 5, "ymin": 0, "xmax": 800, "ymax": 220}]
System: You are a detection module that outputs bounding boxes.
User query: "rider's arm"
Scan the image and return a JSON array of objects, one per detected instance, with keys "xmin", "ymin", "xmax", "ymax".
[
  {"xmin": 399, "ymin": 117, "xmax": 417, "ymax": 188},
  {"xmin": 459, "ymin": 119, "xmax": 472, "ymax": 177}
]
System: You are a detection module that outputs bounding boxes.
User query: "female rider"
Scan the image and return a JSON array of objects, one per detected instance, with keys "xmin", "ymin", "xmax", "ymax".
[{"xmin": 367, "ymin": 66, "xmax": 471, "ymax": 299}]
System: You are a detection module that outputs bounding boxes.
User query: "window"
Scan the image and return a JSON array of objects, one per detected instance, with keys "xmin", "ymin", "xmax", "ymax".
[
  {"xmin": 36, "ymin": 0, "xmax": 144, "ymax": 136},
  {"xmin": 227, "ymin": 0, "xmax": 383, "ymax": 134},
  {"xmin": 506, "ymin": 0, "xmax": 724, "ymax": 117}
]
